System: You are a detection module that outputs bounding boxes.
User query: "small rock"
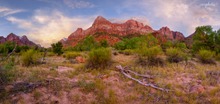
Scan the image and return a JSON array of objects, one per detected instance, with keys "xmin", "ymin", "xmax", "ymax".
[
  {"xmin": 189, "ymin": 85, "xmax": 205, "ymax": 93},
  {"xmin": 127, "ymin": 81, "xmax": 133, "ymax": 85},
  {"xmin": 100, "ymin": 75, "xmax": 109, "ymax": 79},
  {"xmin": 75, "ymin": 56, "xmax": 85, "ymax": 63},
  {"xmin": 150, "ymin": 88, "xmax": 157, "ymax": 94}
]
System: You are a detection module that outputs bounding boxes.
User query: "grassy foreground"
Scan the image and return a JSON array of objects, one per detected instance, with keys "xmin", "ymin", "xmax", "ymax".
[{"xmin": 0, "ymin": 49, "xmax": 220, "ymax": 104}]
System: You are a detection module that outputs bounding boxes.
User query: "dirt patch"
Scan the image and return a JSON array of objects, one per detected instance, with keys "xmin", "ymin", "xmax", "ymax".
[{"xmin": 57, "ymin": 66, "xmax": 74, "ymax": 73}]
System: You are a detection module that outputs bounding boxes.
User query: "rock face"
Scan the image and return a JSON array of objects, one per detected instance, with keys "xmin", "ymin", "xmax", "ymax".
[
  {"xmin": 152, "ymin": 27, "xmax": 185, "ymax": 43},
  {"xmin": 0, "ymin": 36, "xmax": 6, "ymax": 44},
  {"xmin": 185, "ymin": 32, "xmax": 195, "ymax": 48},
  {"xmin": 0, "ymin": 33, "xmax": 37, "ymax": 46},
  {"xmin": 63, "ymin": 16, "xmax": 186, "ymax": 47}
]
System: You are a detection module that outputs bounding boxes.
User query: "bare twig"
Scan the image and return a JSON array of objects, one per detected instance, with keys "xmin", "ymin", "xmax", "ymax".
[
  {"xmin": 41, "ymin": 49, "xmax": 47, "ymax": 63},
  {"xmin": 5, "ymin": 44, "xmax": 17, "ymax": 60},
  {"xmin": 116, "ymin": 65, "xmax": 170, "ymax": 92}
]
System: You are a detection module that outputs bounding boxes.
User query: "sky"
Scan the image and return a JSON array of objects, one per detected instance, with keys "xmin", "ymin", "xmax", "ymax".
[{"xmin": 0, "ymin": 0, "xmax": 220, "ymax": 47}]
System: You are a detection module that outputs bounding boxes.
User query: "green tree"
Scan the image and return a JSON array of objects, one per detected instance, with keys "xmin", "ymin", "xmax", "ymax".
[
  {"xmin": 73, "ymin": 36, "xmax": 98, "ymax": 51},
  {"xmin": 192, "ymin": 26, "xmax": 217, "ymax": 53},
  {"xmin": 215, "ymin": 29, "xmax": 220, "ymax": 53},
  {"xmin": 114, "ymin": 34, "xmax": 158, "ymax": 50},
  {"xmin": 51, "ymin": 42, "xmax": 63, "ymax": 55}
]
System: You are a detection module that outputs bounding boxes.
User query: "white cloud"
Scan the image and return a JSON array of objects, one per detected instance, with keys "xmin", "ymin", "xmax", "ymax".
[
  {"xmin": 124, "ymin": 0, "xmax": 220, "ymax": 36},
  {"xmin": 7, "ymin": 17, "xmax": 33, "ymax": 29},
  {"xmin": 7, "ymin": 10, "xmax": 96, "ymax": 47},
  {"xmin": 0, "ymin": 7, "xmax": 25, "ymax": 17},
  {"xmin": 63, "ymin": 0, "xmax": 94, "ymax": 9}
]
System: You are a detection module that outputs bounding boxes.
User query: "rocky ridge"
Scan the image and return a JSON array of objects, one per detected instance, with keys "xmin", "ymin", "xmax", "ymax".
[
  {"xmin": 62, "ymin": 16, "xmax": 186, "ymax": 47},
  {"xmin": 0, "ymin": 33, "xmax": 37, "ymax": 46}
]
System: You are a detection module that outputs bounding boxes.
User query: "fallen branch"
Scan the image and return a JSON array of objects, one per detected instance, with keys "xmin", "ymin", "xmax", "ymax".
[
  {"xmin": 116, "ymin": 65, "xmax": 170, "ymax": 92},
  {"xmin": 124, "ymin": 66, "xmax": 153, "ymax": 79}
]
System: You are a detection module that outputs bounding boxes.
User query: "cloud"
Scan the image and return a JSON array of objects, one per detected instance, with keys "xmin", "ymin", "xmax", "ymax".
[
  {"xmin": 7, "ymin": 17, "xmax": 33, "ymax": 29},
  {"xmin": 7, "ymin": 10, "xmax": 96, "ymax": 47},
  {"xmin": 0, "ymin": 7, "xmax": 25, "ymax": 17},
  {"xmin": 63, "ymin": 0, "xmax": 94, "ymax": 9},
  {"xmin": 124, "ymin": 0, "xmax": 220, "ymax": 36}
]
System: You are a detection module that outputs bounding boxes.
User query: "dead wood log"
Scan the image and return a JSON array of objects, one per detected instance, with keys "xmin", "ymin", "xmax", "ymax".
[
  {"xmin": 116, "ymin": 65, "xmax": 170, "ymax": 92},
  {"xmin": 124, "ymin": 66, "xmax": 153, "ymax": 79}
]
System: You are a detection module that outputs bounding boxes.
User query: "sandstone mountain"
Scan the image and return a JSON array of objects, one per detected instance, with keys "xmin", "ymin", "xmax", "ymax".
[
  {"xmin": 61, "ymin": 16, "xmax": 185, "ymax": 47},
  {"xmin": 0, "ymin": 33, "xmax": 38, "ymax": 46}
]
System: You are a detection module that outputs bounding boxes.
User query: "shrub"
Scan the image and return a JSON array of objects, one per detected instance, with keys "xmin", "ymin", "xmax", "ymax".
[
  {"xmin": 175, "ymin": 42, "xmax": 187, "ymax": 50},
  {"xmin": 0, "ymin": 57, "xmax": 16, "ymax": 85},
  {"xmin": 114, "ymin": 35, "xmax": 158, "ymax": 50},
  {"xmin": 63, "ymin": 52, "xmax": 81, "ymax": 60},
  {"xmin": 114, "ymin": 41, "xmax": 126, "ymax": 50},
  {"xmin": 87, "ymin": 48, "xmax": 112, "ymax": 69},
  {"xmin": 119, "ymin": 49, "xmax": 135, "ymax": 55},
  {"xmin": 166, "ymin": 48, "xmax": 186, "ymax": 63},
  {"xmin": 15, "ymin": 45, "xmax": 30, "ymax": 53},
  {"xmin": 3, "ymin": 57, "xmax": 15, "ymax": 70},
  {"xmin": 0, "ymin": 42, "xmax": 16, "ymax": 55},
  {"xmin": 47, "ymin": 52, "xmax": 56, "ymax": 57},
  {"xmin": 161, "ymin": 41, "xmax": 187, "ymax": 51},
  {"xmin": 138, "ymin": 46, "xmax": 162, "ymax": 58},
  {"xmin": 99, "ymin": 40, "xmax": 109, "ymax": 48},
  {"xmin": 21, "ymin": 49, "xmax": 41, "ymax": 66},
  {"xmin": 137, "ymin": 46, "xmax": 164, "ymax": 66},
  {"xmin": 145, "ymin": 34, "xmax": 158, "ymax": 48},
  {"xmin": 73, "ymin": 36, "xmax": 99, "ymax": 51},
  {"xmin": 161, "ymin": 41, "xmax": 173, "ymax": 50},
  {"xmin": 198, "ymin": 49, "xmax": 215, "ymax": 64},
  {"xmin": 51, "ymin": 42, "xmax": 63, "ymax": 55}
]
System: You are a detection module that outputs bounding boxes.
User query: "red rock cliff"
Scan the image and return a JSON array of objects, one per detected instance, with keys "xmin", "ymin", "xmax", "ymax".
[{"xmin": 63, "ymin": 16, "xmax": 185, "ymax": 47}]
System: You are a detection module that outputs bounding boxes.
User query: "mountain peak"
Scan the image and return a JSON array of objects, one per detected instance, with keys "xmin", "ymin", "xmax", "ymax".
[
  {"xmin": 2, "ymin": 33, "xmax": 37, "ymax": 46},
  {"xmin": 160, "ymin": 26, "xmax": 171, "ymax": 31},
  {"xmin": 95, "ymin": 16, "xmax": 107, "ymax": 21},
  {"xmin": 125, "ymin": 19, "xmax": 144, "ymax": 28},
  {"xmin": 92, "ymin": 16, "xmax": 111, "ymax": 26},
  {"xmin": 6, "ymin": 33, "xmax": 19, "ymax": 40},
  {"xmin": 21, "ymin": 35, "xmax": 29, "ymax": 41},
  {"xmin": 7, "ymin": 33, "xmax": 17, "ymax": 37}
]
